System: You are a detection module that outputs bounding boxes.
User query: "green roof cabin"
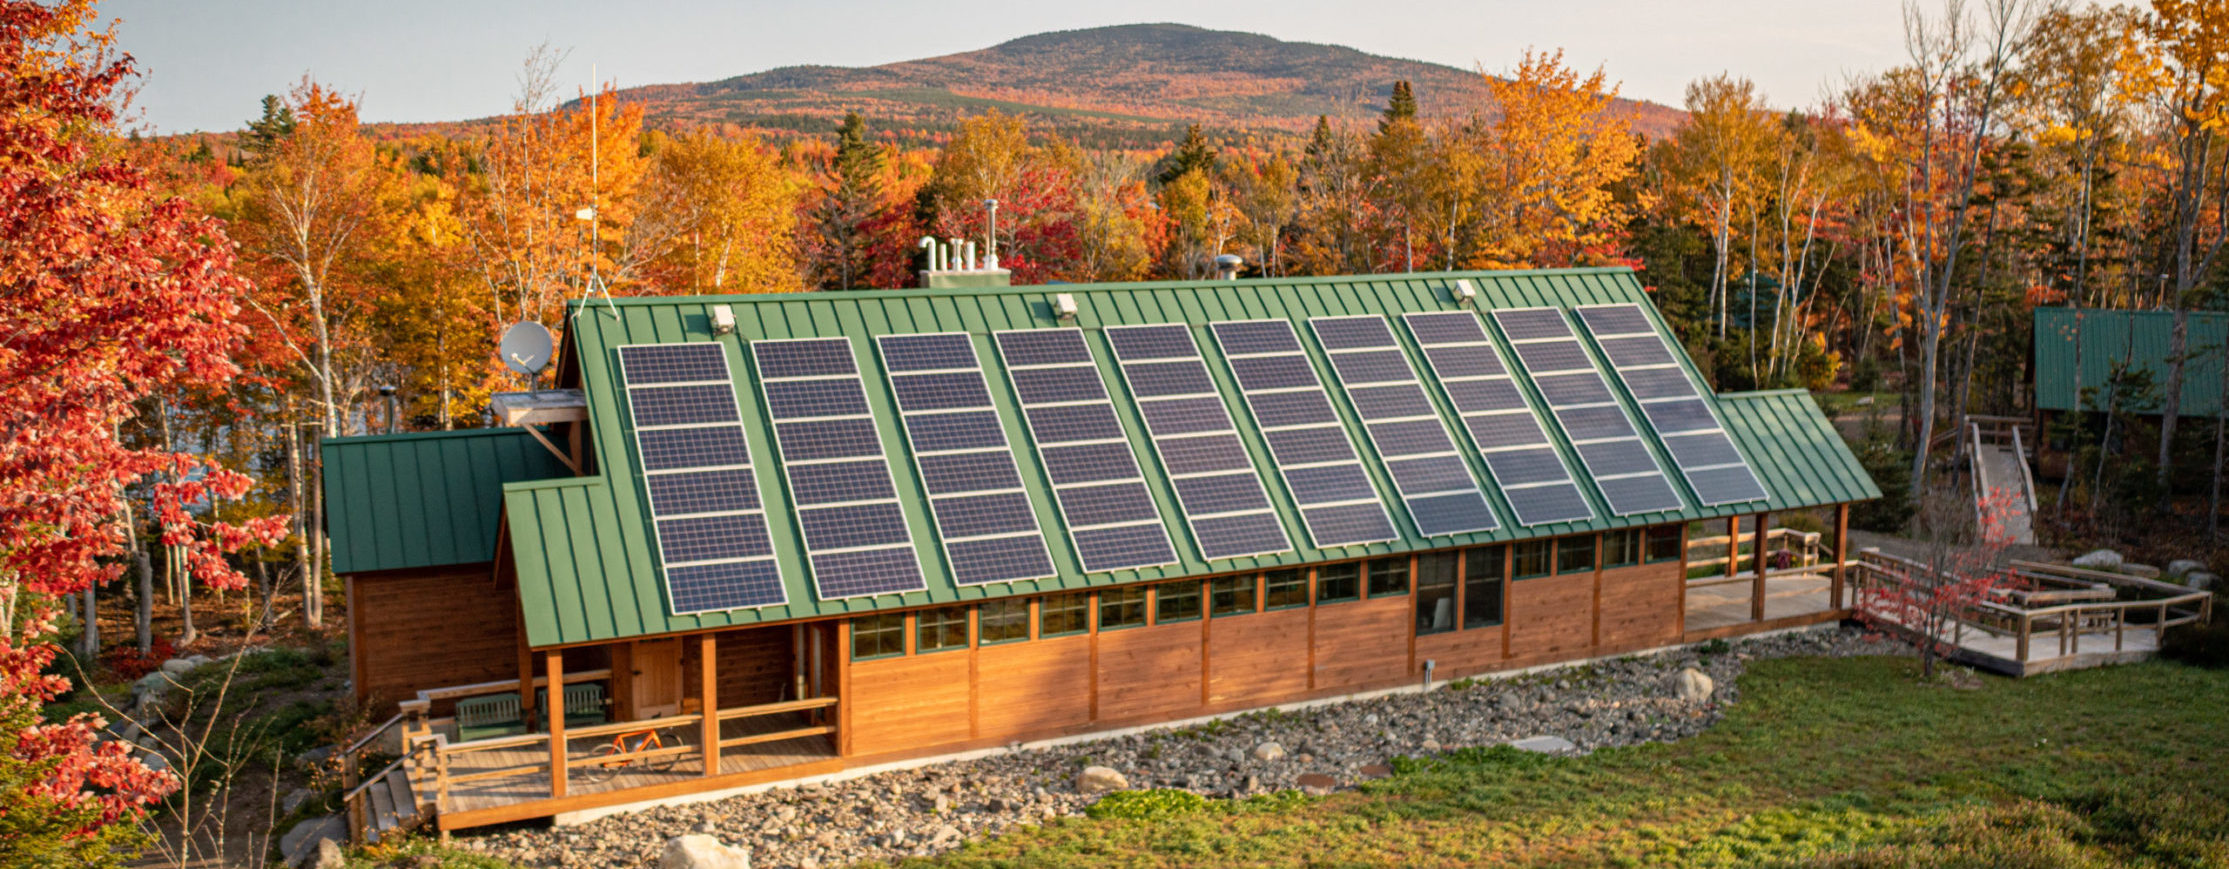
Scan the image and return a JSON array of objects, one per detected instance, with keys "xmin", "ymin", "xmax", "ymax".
[
  {"xmin": 2028, "ymin": 307, "xmax": 2227, "ymax": 476},
  {"xmin": 324, "ymin": 267, "xmax": 1877, "ymax": 832}
]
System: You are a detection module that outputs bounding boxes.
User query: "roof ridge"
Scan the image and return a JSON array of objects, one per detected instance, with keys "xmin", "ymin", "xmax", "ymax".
[
  {"xmin": 324, "ymin": 426, "xmax": 546, "ymax": 446},
  {"xmin": 1717, "ymin": 388, "xmax": 1815, "ymax": 400}
]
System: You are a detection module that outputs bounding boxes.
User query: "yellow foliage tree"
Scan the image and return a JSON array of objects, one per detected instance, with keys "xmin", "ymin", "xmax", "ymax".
[{"xmin": 1467, "ymin": 49, "xmax": 1641, "ymax": 269}]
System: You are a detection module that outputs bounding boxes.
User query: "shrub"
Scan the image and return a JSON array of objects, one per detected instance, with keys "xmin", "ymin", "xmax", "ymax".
[
  {"xmin": 101, "ymin": 636, "xmax": 175, "ymax": 682},
  {"xmin": 1849, "ymin": 437, "xmax": 1914, "ymax": 533},
  {"xmin": 2160, "ymin": 606, "xmax": 2229, "ymax": 669}
]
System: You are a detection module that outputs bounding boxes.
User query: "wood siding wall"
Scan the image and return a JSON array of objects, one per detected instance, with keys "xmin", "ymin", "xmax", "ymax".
[{"xmin": 350, "ymin": 564, "xmax": 519, "ymax": 712}]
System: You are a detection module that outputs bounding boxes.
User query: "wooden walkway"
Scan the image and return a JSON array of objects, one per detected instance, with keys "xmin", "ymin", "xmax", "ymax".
[
  {"xmin": 441, "ymin": 712, "xmax": 836, "ymax": 816},
  {"xmin": 1685, "ymin": 572, "xmax": 1838, "ymax": 633}
]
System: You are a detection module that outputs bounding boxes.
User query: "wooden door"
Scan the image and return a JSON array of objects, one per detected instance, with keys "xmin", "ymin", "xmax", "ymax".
[{"xmin": 631, "ymin": 638, "xmax": 683, "ymax": 718}]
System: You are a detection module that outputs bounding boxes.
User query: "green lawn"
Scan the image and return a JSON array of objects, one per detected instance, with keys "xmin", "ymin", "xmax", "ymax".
[{"xmin": 902, "ymin": 656, "xmax": 2229, "ymax": 867}]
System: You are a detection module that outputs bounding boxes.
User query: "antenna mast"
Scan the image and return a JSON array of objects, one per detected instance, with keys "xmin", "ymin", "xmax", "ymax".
[{"xmin": 578, "ymin": 62, "xmax": 618, "ymax": 319}]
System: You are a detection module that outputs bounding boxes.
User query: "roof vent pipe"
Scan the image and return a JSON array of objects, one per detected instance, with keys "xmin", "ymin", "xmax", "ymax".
[{"xmin": 1214, "ymin": 254, "xmax": 1244, "ymax": 281}]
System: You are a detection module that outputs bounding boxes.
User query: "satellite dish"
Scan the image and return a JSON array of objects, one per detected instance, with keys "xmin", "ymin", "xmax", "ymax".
[{"xmin": 500, "ymin": 322, "xmax": 554, "ymax": 375}]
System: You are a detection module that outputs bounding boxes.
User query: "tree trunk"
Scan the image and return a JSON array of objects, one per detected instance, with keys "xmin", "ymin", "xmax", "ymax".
[
  {"xmin": 175, "ymin": 545, "xmax": 196, "ymax": 647},
  {"xmin": 2156, "ymin": 304, "xmax": 2189, "ymax": 504},
  {"xmin": 79, "ymin": 584, "xmax": 97, "ymax": 658}
]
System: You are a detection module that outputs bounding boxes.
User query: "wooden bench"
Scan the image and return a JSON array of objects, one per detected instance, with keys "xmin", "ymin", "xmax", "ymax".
[
  {"xmin": 535, "ymin": 682, "xmax": 608, "ymax": 729},
  {"xmin": 455, "ymin": 693, "xmax": 526, "ymax": 742}
]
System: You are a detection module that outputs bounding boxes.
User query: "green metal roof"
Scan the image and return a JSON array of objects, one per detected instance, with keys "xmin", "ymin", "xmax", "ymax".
[
  {"xmin": 2034, "ymin": 308, "xmax": 2226, "ymax": 416},
  {"xmin": 323, "ymin": 427, "xmax": 575, "ymax": 574},
  {"xmin": 493, "ymin": 267, "xmax": 1879, "ymax": 648}
]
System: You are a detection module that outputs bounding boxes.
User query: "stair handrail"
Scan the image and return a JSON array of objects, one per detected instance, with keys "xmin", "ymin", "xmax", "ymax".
[
  {"xmin": 342, "ymin": 711, "xmax": 406, "ymax": 760},
  {"xmin": 2010, "ymin": 425, "xmax": 2039, "ymax": 512},
  {"xmin": 342, "ymin": 753, "xmax": 410, "ymax": 847}
]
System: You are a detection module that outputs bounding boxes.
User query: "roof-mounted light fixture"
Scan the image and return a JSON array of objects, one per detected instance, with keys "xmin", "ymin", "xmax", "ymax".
[
  {"xmin": 710, "ymin": 304, "xmax": 736, "ymax": 335},
  {"xmin": 1054, "ymin": 293, "xmax": 1078, "ymax": 322},
  {"xmin": 1451, "ymin": 278, "xmax": 1478, "ymax": 304}
]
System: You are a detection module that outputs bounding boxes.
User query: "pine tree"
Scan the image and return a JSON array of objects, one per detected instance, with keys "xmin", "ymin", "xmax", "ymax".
[
  {"xmin": 814, "ymin": 111, "xmax": 885, "ymax": 290},
  {"xmin": 1157, "ymin": 124, "xmax": 1217, "ymax": 186},
  {"xmin": 243, "ymin": 94, "xmax": 295, "ymax": 155},
  {"xmin": 1381, "ymin": 80, "xmax": 1418, "ymax": 130}
]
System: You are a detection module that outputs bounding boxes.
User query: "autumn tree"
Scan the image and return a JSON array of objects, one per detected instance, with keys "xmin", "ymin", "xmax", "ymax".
[
  {"xmin": 1468, "ymin": 49, "xmax": 1641, "ymax": 268},
  {"xmin": 1289, "ymin": 116, "xmax": 1375, "ymax": 275},
  {"xmin": 919, "ymin": 111, "xmax": 1081, "ymax": 283},
  {"xmin": 810, "ymin": 112, "xmax": 886, "ymax": 290},
  {"xmin": 1663, "ymin": 75, "xmax": 1778, "ymax": 338},
  {"xmin": 0, "ymin": 0, "xmax": 287, "ymax": 860},
  {"xmin": 1072, "ymin": 150, "xmax": 1164, "ymax": 282},
  {"xmin": 632, "ymin": 129, "xmax": 804, "ymax": 294}
]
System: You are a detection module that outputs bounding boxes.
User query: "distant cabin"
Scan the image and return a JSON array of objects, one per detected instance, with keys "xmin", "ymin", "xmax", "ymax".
[
  {"xmin": 323, "ymin": 267, "xmax": 1878, "ymax": 833},
  {"xmin": 2029, "ymin": 307, "xmax": 2228, "ymax": 474}
]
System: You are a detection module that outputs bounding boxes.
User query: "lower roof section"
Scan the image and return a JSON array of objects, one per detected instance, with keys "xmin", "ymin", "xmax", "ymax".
[{"xmin": 324, "ymin": 427, "xmax": 574, "ymax": 575}]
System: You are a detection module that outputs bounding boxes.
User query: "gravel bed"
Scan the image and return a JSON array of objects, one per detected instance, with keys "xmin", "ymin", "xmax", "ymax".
[{"xmin": 455, "ymin": 625, "xmax": 1908, "ymax": 868}]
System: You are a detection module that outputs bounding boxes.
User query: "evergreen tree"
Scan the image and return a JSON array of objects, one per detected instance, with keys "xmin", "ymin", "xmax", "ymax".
[
  {"xmin": 243, "ymin": 94, "xmax": 295, "ymax": 155},
  {"xmin": 1157, "ymin": 124, "xmax": 1217, "ymax": 186},
  {"xmin": 1381, "ymin": 80, "xmax": 1417, "ymax": 131},
  {"xmin": 814, "ymin": 111, "xmax": 886, "ymax": 290}
]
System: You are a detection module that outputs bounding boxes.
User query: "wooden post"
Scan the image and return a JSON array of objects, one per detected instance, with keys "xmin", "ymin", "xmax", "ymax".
[
  {"xmin": 1831, "ymin": 504, "xmax": 1850, "ymax": 610},
  {"xmin": 516, "ymin": 611, "xmax": 535, "ymax": 729},
  {"xmin": 2016, "ymin": 613, "xmax": 2031, "ymax": 662},
  {"xmin": 1751, "ymin": 511, "xmax": 1770, "ymax": 622},
  {"xmin": 546, "ymin": 650, "xmax": 566, "ymax": 798},
  {"xmin": 699, "ymin": 633, "xmax": 718, "ymax": 778},
  {"xmin": 1725, "ymin": 515, "xmax": 1741, "ymax": 580}
]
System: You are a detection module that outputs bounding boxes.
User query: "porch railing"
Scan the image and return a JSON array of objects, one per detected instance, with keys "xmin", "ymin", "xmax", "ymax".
[{"xmin": 1847, "ymin": 550, "xmax": 2212, "ymax": 666}]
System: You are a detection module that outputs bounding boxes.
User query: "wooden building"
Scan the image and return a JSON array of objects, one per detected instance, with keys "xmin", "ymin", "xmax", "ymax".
[
  {"xmin": 2029, "ymin": 307, "xmax": 2227, "ymax": 478},
  {"xmin": 323, "ymin": 268, "xmax": 1877, "ymax": 834}
]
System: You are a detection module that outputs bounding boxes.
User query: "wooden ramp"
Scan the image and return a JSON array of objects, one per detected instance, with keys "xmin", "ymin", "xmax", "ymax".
[
  {"xmin": 1970, "ymin": 419, "xmax": 2037, "ymax": 545},
  {"xmin": 1851, "ymin": 554, "xmax": 2211, "ymax": 677}
]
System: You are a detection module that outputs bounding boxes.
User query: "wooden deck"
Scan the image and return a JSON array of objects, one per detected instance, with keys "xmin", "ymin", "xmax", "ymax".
[
  {"xmin": 437, "ymin": 712, "xmax": 837, "ymax": 823},
  {"xmin": 1684, "ymin": 571, "xmax": 1840, "ymax": 633}
]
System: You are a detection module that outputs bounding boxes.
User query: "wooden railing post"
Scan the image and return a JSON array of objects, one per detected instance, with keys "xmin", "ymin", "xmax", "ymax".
[
  {"xmin": 546, "ymin": 650, "xmax": 566, "ymax": 799},
  {"xmin": 1751, "ymin": 511, "xmax": 1770, "ymax": 622},
  {"xmin": 699, "ymin": 633, "xmax": 718, "ymax": 778},
  {"xmin": 2016, "ymin": 613, "xmax": 2031, "ymax": 662},
  {"xmin": 1831, "ymin": 505, "xmax": 1850, "ymax": 610},
  {"xmin": 1725, "ymin": 515, "xmax": 1741, "ymax": 582},
  {"xmin": 342, "ymin": 758, "xmax": 363, "ymax": 846}
]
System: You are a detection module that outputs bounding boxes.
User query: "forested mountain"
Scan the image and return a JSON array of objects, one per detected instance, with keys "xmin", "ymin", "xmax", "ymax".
[{"xmin": 600, "ymin": 23, "xmax": 1682, "ymax": 146}]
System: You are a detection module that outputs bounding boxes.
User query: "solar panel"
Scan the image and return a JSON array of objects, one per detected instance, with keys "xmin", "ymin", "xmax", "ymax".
[
  {"xmin": 995, "ymin": 328, "xmax": 1179, "ymax": 573},
  {"xmin": 1491, "ymin": 307, "xmax": 1685, "ymax": 517},
  {"xmin": 1400, "ymin": 312, "xmax": 1594, "ymax": 527},
  {"xmin": 873, "ymin": 332, "xmax": 1055, "ymax": 586},
  {"xmin": 1210, "ymin": 319, "xmax": 1398, "ymax": 548},
  {"xmin": 1105, "ymin": 324, "xmax": 1291, "ymax": 561},
  {"xmin": 616, "ymin": 343, "xmax": 787, "ymax": 614},
  {"xmin": 1311, "ymin": 315, "xmax": 1499, "ymax": 537},
  {"xmin": 1572, "ymin": 303, "xmax": 1770, "ymax": 507},
  {"xmin": 1155, "ymin": 433, "xmax": 1254, "ymax": 475},
  {"xmin": 752, "ymin": 337, "xmax": 927, "ymax": 599}
]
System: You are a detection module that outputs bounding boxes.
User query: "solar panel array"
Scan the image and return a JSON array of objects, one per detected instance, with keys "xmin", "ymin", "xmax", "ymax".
[
  {"xmin": 1575, "ymin": 304, "xmax": 1770, "ymax": 505},
  {"xmin": 1307, "ymin": 316, "xmax": 1499, "ymax": 536},
  {"xmin": 749, "ymin": 338, "xmax": 928, "ymax": 600},
  {"xmin": 993, "ymin": 329, "xmax": 1180, "ymax": 573},
  {"xmin": 1209, "ymin": 319, "xmax": 1399, "ymax": 548},
  {"xmin": 1103, "ymin": 324, "xmax": 1292, "ymax": 561},
  {"xmin": 1490, "ymin": 308, "xmax": 1686, "ymax": 516},
  {"xmin": 616, "ymin": 343, "xmax": 788, "ymax": 613},
  {"xmin": 875, "ymin": 332, "xmax": 1059, "ymax": 585},
  {"xmin": 1400, "ymin": 312, "xmax": 1596, "ymax": 526}
]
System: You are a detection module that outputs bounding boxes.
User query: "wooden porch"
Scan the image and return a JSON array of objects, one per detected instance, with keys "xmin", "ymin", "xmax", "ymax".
[
  {"xmin": 1682, "ymin": 505, "xmax": 1854, "ymax": 640},
  {"xmin": 1848, "ymin": 553, "xmax": 2214, "ymax": 677}
]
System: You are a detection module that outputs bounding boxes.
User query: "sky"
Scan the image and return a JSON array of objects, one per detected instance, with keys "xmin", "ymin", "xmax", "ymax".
[{"xmin": 108, "ymin": 0, "xmax": 1909, "ymax": 134}]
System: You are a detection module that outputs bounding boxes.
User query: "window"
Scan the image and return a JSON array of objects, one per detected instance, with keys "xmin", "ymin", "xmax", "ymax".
[
  {"xmin": 1156, "ymin": 580, "xmax": 1202, "ymax": 623},
  {"xmin": 980, "ymin": 598, "xmax": 1029, "ymax": 644},
  {"xmin": 1558, "ymin": 535, "xmax": 1597, "ymax": 574},
  {"xmin": 1415, "ymin": 553, "xmax": 1457, "ymax": 635},
  {"xmin": 916, "ymin": 606, "xmax": 970, "ymax": 652},
  {"xmin": 1210, "ymin": 575, "xmax": 1257, "ymax": 616},
  {"xmin": 851, "ymin": 612, "xmax": 906, "ymax": 659},
  {"xmin": 1099, "ymin": 586, "xmax": 1147, "ymax": 630},
  {"xmin": 1646, "ymin": 525, "xmax": 1684, "ymax": 563},
  {"xmin": 1317, "ymin": 562, "xmax": 1361, "ymax": 603},
  {"xmin": 1367, "ymin": 557, "xmax": 1410, "ymax": 597},
  {"xmin": 1513, "ymin": 540, "xmax": 1553, "ymax": 578},
  {"xmin": 1264, "ymin": 568, "xmax": 1308, "ymax": 609},
  {"xmin": 1040, "ymin": 592, "xmax": 1089, "ymax": 637},
  {"xmin": 1463, "ymin": 546, "xmax": 1504, "ymax": 628},
  {"xmin": 1603, "ymin": 529, "xmax": 1642, "ymax": 568}
]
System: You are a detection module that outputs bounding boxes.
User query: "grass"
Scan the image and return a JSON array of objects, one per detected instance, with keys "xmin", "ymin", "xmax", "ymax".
[{"xmin": 894, "ymin": 656, "xmax": 2229, "ymax": 867}]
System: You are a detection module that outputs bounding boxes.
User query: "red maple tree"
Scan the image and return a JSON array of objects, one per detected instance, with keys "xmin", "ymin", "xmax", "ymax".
[{"xmin": 1, "ymin": 0, "xmax": 287, "ymax": 852}]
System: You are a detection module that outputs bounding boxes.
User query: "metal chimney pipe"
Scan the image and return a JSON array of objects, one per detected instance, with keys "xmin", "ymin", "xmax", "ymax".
[{"xmin": 1214, "ymin": 254, "xmax": 1244, "ymax": 281}]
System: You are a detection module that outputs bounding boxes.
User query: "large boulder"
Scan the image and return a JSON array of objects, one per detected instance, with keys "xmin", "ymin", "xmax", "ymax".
[
  {"xmin": 1669, "ymin": 667, "xmax": 1715, "ymax": 703},
  {"xmin": 660, "ymin": 834, "xmax": 751, "ymax": 869},
  {"xmin": 2071, "ymin": 549, "xmax": 2123, "ymax": 570},
  {"xmin": 2189, "ymin": 572, "xmax": 2219, "ymax": 591},
  {"xmin": 280, "ymin": 815, "xmax": 344, "ymax": 869},
  {"xmin": 310, "ymin": 839, "xmax": 346, "ymax": 869},
  {"xmin": 2123, "ymin": 563, "xmax": 2162, "ymax": 579},
  {"xmin": 2166, "ymin": 559, "xmax": 2207, "ymax": 579},
  {"xmin": 1076, "ymin": 765, "xmax": 1128, "ymax": 794},
  {"xmin": 159, "ymin": 658, "xmax": 197, "ymax": 676},
  {"xmin": 1250, "ymin": 741, "xmax": 1287, "ymax": 763}
]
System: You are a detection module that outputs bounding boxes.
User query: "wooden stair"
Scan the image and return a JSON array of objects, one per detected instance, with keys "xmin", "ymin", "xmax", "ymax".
[{"xmin": 354, "ymin": 767, "xmax": 431, "ymax": 844}]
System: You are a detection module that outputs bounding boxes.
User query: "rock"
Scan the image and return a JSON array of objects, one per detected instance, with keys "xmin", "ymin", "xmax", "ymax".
[
  {"xmin": 132, "ymin": 671, "xmax": 171, "ymax": 698},
  {"xmin": 1076, "ymin": 766, "xmax": 1128, "ymax": 794},
  {"xmin": 2123, "ymin": 563, "xmax": 2162, "ymax": 579},
  {"xmin": 310, "ymin": 839, "xmax": 346, "ymax": 869},
  {"xmin": 2167, "ymin": 559, "xmax": 2207, "ymax": 578},
  {"xmin": 142, "ymin": 752, "xmax": 169, "ymax": 774},
  {"xmin": 1419, "ymin": 737, "xmax": 1441, "ymax": 753},
  {"xmin": 1670, "ymin": 668, "xmax": 1715, "ymax": 703},
  {"xmin": 1250, "ymin": 741, "xmax": 1286, "ymax": 763},
  {"xmin": 929, "ymin": 824, "xmax": 962, "ymax": 847},
  {"xmin": 2189, "ymin": 572, "xmax": 2219, "ymax": 591},
  {"xmin": 2072, "ymin": 549, "xmax": 2123, "ymax": 570},
  {"xmin": 280, "ymin": 815, "xmax": 344, "ymax": 868},
  {"xmin": 660, "ymin": 834, "xmax": 751, "ymax": 869},
  {"xmin": 186, "ymin": 653, "xmax": 212, "ymax": 666},
  {"xmin": 280, "ymin": 787, "xmax": 314, "ymax": 815},
  {"xmin": 1508, "ymin": 735, "xmax": 1578, "ymax": 754},
  {"xmin": 1296, "ymin": 772, "xmax": 1338, "ymax": 795},
  {"xmin": 159, "ymin": 658, "xmax": 197, "ymax": 676},
  {"xmin": 1357, "ymin": 763, "xmax": 1393, "ymax": 780}
]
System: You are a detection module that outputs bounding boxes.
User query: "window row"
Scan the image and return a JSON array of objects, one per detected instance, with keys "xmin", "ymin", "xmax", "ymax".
[{"xmin": 851, "ymin": 525, "xmax": 1687, "ymax": 659}]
